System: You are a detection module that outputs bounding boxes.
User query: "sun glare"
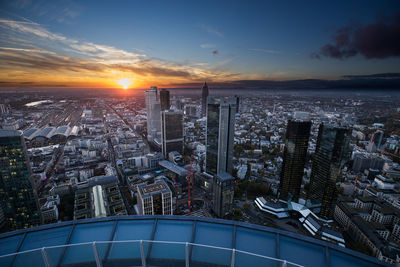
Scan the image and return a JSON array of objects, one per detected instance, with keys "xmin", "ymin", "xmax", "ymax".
[{"xmin": 117, "ymin": 78, "xmax": 133, "ymax": 89}]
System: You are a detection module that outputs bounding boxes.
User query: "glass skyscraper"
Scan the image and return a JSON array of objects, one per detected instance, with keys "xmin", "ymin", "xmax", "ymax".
[
  {"xmin": 206, "ymin": 97, "xmax": 236, "ymax": 175},
  {"xmin": 145, "ymin": 86, "xmax": 161, "ymax": 141},
  {"xmin": 161, "ymin": 110, "xmax": 184, "ymax": 158},
  {"xmin": 307, "ymin": 124, "xmax": 351, "ymax": 219},
  {"xmin": 159, "ymin": 88, "xmax": 170, "ymax": 111},
  {"xmin": 279, "ymin": 119, "xmax": 311, "ymax": 202},
  {"xmin": 201, "ymin": 81, "xmax": 209, "ymax": 117},
  {"xmin": 0, "ymin": 130, "xmax": 40, "ymax": 231}
]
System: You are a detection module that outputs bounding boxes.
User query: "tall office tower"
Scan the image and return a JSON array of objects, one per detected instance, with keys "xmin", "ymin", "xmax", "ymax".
[
  {"xmin": 307, "ymin": 124, "xmax": 351, "ymax": 219},
  {"xmin": 279, "ymin": 118, "xmax": 311, "ymax": 202},
  {"xmin": 201, "ymin": 81, "xmax": 209, "ymax": 117},
  {"xmin": 206, "ymin": 97, "xmax": 236, "ymax": 175},
  {"xmin": 0, "ymin": 130, "xmax": 40, "ymax": 230},
  {"xmin": 234, "ymin": 95, "xmax": 240, "ymax": 113},
  {"xmin": 367, "ymin": 130, "xmax": 384, "ymax": 152},
  {"xmin": 160, "ymin": 89, "xmax": 170, "ymax": 111},
  {"xmin": 161, "ymin": 110, "xmax": 183, "ymax": 158},
  {"xmin": 145, "ymin": 86, "xmax": 161, "ymax": 141},
  {"xmin": 137, "ymin": 180, "xmax": 172, "ymax": 215},
  {"xmin": 212, "ymin": 172, "xmax": 234, "ymax": 217}
]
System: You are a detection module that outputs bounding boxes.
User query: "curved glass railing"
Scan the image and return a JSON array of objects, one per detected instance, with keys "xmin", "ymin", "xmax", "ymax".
[{"xmin": 0, "ymin": 239, "xmax": 304, "ymax": 267}]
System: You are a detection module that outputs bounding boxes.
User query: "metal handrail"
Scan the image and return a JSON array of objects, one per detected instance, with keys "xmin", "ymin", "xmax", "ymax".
[{"xmin": 0, "ymin": 239, "xmax": 304, "ymax": 267}]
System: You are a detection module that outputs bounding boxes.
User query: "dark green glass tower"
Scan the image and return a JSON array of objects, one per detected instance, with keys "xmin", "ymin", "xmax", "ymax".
[
  {"xmin": 307, "ymin": 124, "xmax": 351, "ymax": 219},
  {"xmin": 279, "ymin": 119, "xmax": 311, "ymax": 202},
  {"xmin": 0, "ymin": 130, "xmax": 40, "ymax": 231}
]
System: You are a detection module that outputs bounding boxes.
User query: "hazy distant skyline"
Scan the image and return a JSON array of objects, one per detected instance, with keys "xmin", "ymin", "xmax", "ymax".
[{"xmin": 0, "ymin": 0, "xmax": 399, "ymax": 89}]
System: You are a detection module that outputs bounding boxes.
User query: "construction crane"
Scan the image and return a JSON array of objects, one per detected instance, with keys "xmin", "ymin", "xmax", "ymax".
[{"xmin": 187, "ymin": 151, "xmax": 195, "ymax": 215}]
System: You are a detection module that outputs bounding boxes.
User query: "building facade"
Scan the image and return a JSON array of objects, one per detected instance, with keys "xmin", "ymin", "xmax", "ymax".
[
  {"xmin": 279, "ymin": 119, "xmax": 311, "ymax": 202},
  {"xmin": 161, "ymin": 110, "xmax": 183, "ymax": 158},
  {"xmin": 137, "ymin": 180, "xmax": 172, "ymax": 215},
  {"xmin": 159, "ymin": 88, "xmax": 170, "ymax": 111},
  {"xmin": 201, "ymin": 81, "xmax": 209, "ymax": 117},
  {"xmin": 0, "ymin": 130, "xmax": 40, "ymax": 230},
  {"xmin": 308, "ymin": 124, "xmax": 351, "ymax": 219},
  {"xmin": 206, "ymin": 97, "xmax": 236, "ymax": 175},
  {"xmin": 212, "ymin": 172, "xmax": 234, "ymax": 218},
  {"xmin": 145, "ymin": 86, "xmax": 161, "ymax": 141}
]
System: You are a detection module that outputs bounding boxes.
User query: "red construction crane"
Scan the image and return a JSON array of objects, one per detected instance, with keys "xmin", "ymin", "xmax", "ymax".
[{"xmin": 187, "ymin": 151, "xmax": 195, "ymax": 215}]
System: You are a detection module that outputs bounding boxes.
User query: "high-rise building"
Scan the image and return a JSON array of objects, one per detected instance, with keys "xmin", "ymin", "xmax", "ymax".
[
  {"xmin": 137, "ymin": 180, "xmax": 172, "ymax": 215},
  {"xmin": 234, "ymin": 95, "xmax": 240, "ymax": 113},
  {"xmin": 160, "ymin": 88, "xmax": 170, "ymax": 111},
  {"xmin": 161, "ymin": 110, "xmax": 183, "ymax": 158},
  {"xmin": 367, "ymin": 130, "xmax": 384, "ymax": 152},
  {"xmin": 201, "ymin": 81, "xmax": 209, "ymax": 117},
  {"xmin": 0, "ymin": 130, "xmax": 40, "ymax": 230},
  {"xmin": 279, "ymin": 118, "xmax": 311, "ymax": 202},
  {"xmin": 145, "ymin": 86, "xmax": 161, "ymax": 141},
  {"xmin": 206, "ymin": 97, "xmax": 236, "ymax": 175},
  {"xmin": 212, "ymin": 172, "xmax": 234, "ymax": 218},
  {"xmin": 307, "ymin": 124, "xmax": 351, "ymax": 219}
]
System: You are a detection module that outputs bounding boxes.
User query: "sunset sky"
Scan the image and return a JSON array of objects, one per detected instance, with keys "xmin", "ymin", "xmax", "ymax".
[{"xmin": 0, "ymin": 0, "xmax": 399, "ymax": 89}]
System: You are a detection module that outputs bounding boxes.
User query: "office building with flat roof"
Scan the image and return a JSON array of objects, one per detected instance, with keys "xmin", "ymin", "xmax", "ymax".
[
  {"xmin": 137, "ymin": 180, "xmax": 172, "ymax": 215},
  {"xmin": 0, "ymin": 130, "xmax": 40, "ymax": 231}
]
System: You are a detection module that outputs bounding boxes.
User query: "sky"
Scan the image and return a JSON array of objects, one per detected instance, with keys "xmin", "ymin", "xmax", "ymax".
[{"xmin": 0, "ymin": 0, "xmax": 399, "ymax": 89}]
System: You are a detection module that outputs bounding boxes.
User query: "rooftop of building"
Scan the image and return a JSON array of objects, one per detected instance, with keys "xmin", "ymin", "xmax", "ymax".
[
  {"xmin": 0, "ymin": 129, "xmax": 21, "ymax": 137},
  {"xmin": 0, "ymin": 216, "xmax": 389, "ymax": 267}
]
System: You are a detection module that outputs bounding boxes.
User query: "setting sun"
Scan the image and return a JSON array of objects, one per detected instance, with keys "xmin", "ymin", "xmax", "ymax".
[{"xmin": 117, "ymin": 78, "xmax": 133, "ymax": 89}]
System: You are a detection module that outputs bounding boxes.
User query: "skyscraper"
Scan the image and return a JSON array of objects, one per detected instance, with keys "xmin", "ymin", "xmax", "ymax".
[
  {"xmin": 367, "ymin": 130, "xmax": 384, "ymax": 152},
  {"xmin": 160, "ymin": 88, "xmax": 170, "ymax": 111},
  {"xmin": 161, "ymin": 110, "xmax": 183, "ymax": 158},
  {"xmin": 279, "ymin": 118, "xmax": 311, "ymax": 202},
  {"xmin": 307, "ymin": 124, "xmax": 351, "ymax": 219},
  {"xmin": 212, "ymin": 172, "xmax": 234, "ymax": 217},
  {"xmin": 234, "ymin": 95, "xmax": 240, "ymax": 113},
  {"xmin": 0, "ymin": 130, "xmax": 40, "ymax": 230},
  {"xmin": 145, "ymin": 86, "xmax": 161, "ymax": 141},
  {"xmin": 206, "ymin": 97, "xmax": 236, "ymax": 175},
  {"xmin": 201, "ymin": 81, "xmax": 209, "ymax": 117}
]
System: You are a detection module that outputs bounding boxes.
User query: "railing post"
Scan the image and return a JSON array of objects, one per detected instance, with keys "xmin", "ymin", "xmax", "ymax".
[
  {"xmin": 230, "ymin": 248, "xmax": 235, "ymax": 267},
  {"xmin": 41, "ymin": 247, "xmax": 51, "ymax": 267},
  {"xmin": 140, "ymin": 240, "xmax": 146, "ymax": 267},
  {"xmin": 92, "ymin": 241, "xmax": 103, "ymax": 267},
  {"xmin": 185, "ymin": 242, "xmax": 190, "ymax": 267},
  {"xmin": 282, "ymin": 260, "xmax": 287, "ymax": 267}
]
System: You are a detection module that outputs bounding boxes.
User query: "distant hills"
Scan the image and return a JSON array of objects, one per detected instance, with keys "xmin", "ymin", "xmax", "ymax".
[{"xmin": 170, "ymin": 73, "xmax": 400, "ymax": 90}]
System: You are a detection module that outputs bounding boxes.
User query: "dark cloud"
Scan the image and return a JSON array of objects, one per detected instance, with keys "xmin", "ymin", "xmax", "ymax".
[
  {"xmin": 212, "ymin": 50, "xmax": 218, "ymax": 55},
  {"xmin": 313, "ymin": 11, "xmax": 400, "ymax": 60}
]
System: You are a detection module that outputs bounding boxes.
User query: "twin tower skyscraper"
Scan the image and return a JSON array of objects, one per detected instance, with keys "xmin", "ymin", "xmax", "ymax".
[{"xmin": 279, "ymin": 113, "xmax": 351, "ymax": 219}]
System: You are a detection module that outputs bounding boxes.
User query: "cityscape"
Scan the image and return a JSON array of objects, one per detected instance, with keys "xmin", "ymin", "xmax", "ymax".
[{"xmin": 1, "ymin": 1, "xmax": 400, "ymax": 267}]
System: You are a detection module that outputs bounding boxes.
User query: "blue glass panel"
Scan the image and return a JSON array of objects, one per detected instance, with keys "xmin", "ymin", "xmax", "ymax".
[
  {"xmin": 154, "ymin": 220, "xmax": 192, "ymax": 242},
  {"xmin": 280, "ymin": 235, "xmax": 325, "ymax": 267},
  {"xmin": 62, "ymin": 222, "xmax": 113, "ymax": 265},
  {"xmin": 108, "ymin": 220, "xmax": 154, "ymax": 260},
  {"xmin": 330, "ymin": 249, "xmax": 379, "ymax": 267},
  {"xmin": 235, "ymin": 227, "xmax": 276, "ymax": 257},
  {"xmin": 59, "ymin": 243, "xmax": 97, "ymax": 266},
  {"xmin": 192, "ymin": 222, "xmax": 233, "ymax": 265},
  {"xmin": 12, "ymin": 249, "xmax": 46, "ymax": 267},
  {"xmin": 0, "ymin": 234, "xmax": 23, "ymax": 255},
  {"xmin": 21, "ymin": 226, "xmax": 72, "ymax": 251},
  {"xmin": 151, "ymin": 220, "xmax": 192, "ymax": 260},
  {"xmin": 113, "ymin": 220, "xmax": 154, "ymax": 241},
  {"xmin": 235, "ymin": 250, "xmax": 278, "ymax": 267}
]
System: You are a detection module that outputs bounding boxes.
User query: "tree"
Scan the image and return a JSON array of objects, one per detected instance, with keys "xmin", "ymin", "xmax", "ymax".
[{"xmin": 233, "ymin": 208, "xmax": 243, "ymax": 220}]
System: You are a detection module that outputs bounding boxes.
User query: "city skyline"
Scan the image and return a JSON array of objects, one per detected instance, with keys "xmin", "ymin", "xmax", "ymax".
[{"xmin": 0, "ymin": 1, "xmax": 399, "ymax": 89}]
